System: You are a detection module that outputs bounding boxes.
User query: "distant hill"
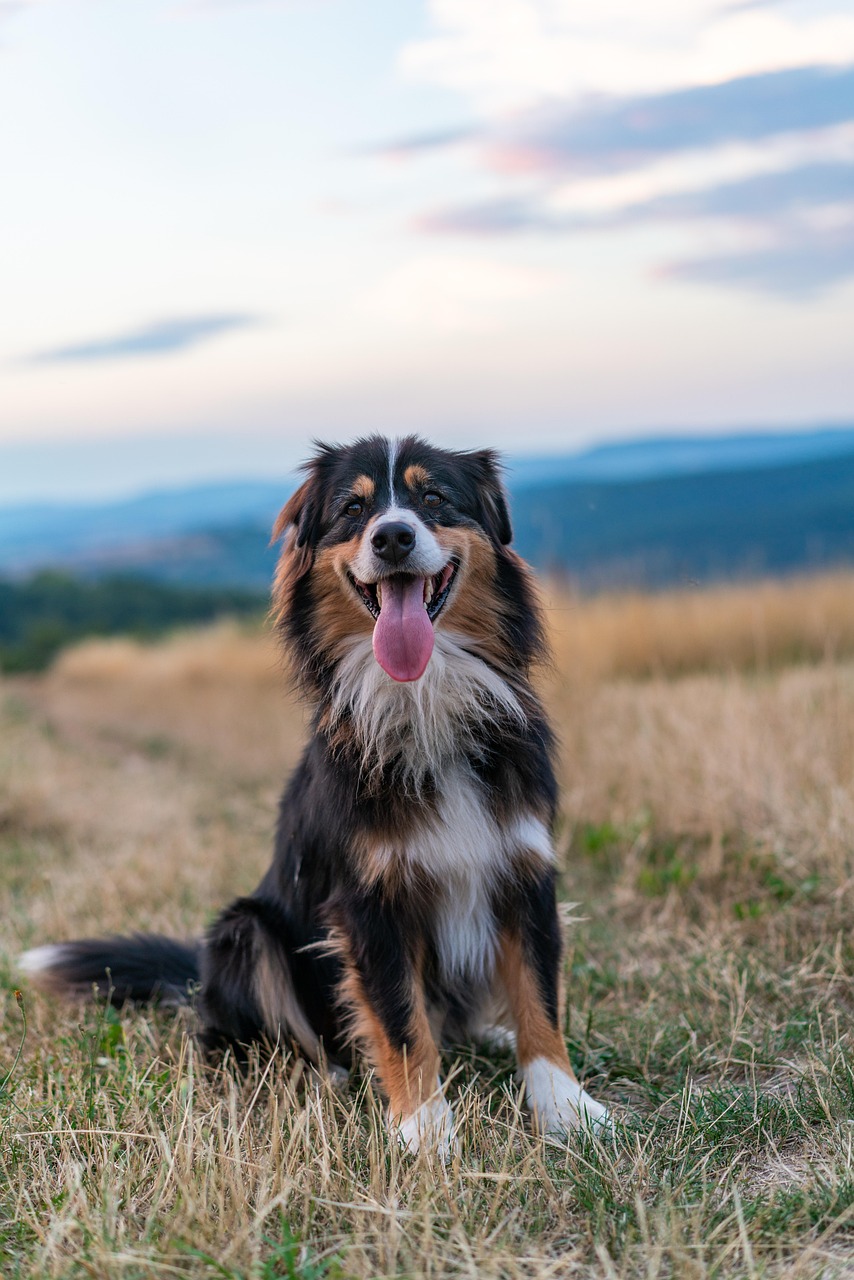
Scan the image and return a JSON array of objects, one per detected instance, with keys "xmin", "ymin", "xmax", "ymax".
[
  {"xmin": 0, "ymin": 481, "xmax": 293, "ymax": 572},
  {"xmin": 3, "ymin": 425, "xmax": 854, "ymax": 590},
  {"xmin": 510, "ymin": 449, "xmax": 854, "ymax": 588},
  {"xmin": 507, "ymin": 426, "xmax": 854, "ymax": 487}
]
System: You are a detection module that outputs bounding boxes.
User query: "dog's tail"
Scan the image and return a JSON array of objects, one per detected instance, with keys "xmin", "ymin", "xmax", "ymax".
[
  {"xmin": 18, "ymin": 904, "xmax": 333, "ymax": 1067},
  {"xmin": 18, "ymin": 935, "xmax": 201, "ymax": 1007}
]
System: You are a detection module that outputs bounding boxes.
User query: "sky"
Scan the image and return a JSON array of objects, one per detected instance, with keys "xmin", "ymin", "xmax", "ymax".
[{"xmin": 1, "ymin": 0, "xmax": 853, "ymax": 502}]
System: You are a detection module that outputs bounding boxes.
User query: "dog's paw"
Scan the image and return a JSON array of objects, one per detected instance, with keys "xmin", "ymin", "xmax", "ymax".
[
  {"xmin": 522, "ymin": 1058, "xmax": 612, "ymax": 1140},
  {"xmin": 395, "ymin": 1093, "xmax": 458, "ymax": 1160},
  {"xmin": 308, "ymin": 1060, "xmax": 350, "ymax": 1093},
  {"xmin": 472, "ymin": 1022, "xmax": 516, "ymax": 1053}
]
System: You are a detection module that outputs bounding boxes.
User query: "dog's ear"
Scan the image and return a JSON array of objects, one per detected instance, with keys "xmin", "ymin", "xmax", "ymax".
[
  {"xmin": 271, "ymin": 463, "xmax": 326, "ymax": 619},
  {"xmin": 271, "ymin": 439, "xmax": 338, "ymax": 553},
  {"xmin": 271, "ymin": 475, "xmax": 321, "ymax": 552},
  {"xmin": 466, "ymin": 449, "xmax": 513, "ymax": 547}
]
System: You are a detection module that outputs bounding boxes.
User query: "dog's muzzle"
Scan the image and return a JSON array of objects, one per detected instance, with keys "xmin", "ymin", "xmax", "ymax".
[{"xmin": 371, "ymin": 521, "xmax": 416, "ymax": 567}]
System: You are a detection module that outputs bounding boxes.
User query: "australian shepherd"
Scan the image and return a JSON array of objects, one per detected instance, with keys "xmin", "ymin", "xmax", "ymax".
[{"xmin": 21, "ymin": 435, "xmax": 610, "ymax": 1155}]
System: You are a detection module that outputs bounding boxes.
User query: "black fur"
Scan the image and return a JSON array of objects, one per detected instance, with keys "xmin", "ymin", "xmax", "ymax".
[
  {"xmin": 334, "ymin": 886, "xmax": 418, "ymax": 1053},
  {"xmin": 28, "ymin": 935, "xmax": 200, "ymax": 1005}
]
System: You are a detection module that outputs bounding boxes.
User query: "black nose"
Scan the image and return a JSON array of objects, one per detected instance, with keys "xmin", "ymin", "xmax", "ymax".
[{"xmin": 371, "ymin": 521, "xmax": 416, "ymax": 565}]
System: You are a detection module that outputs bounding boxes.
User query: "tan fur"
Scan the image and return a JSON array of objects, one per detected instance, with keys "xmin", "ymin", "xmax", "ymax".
[
  {"xmin": 433, "ymin": 528, "xmax": 519, "ymax": 676},
  {"xmin": 309, "ymin": 542, "xmax": 379, "ymax": 741},
  {"xmin": 311, "ymin": 544, "xmax": 374, "ymax": 653},
  {"xmin": 271, "ymin": 479, "xmax": 316, "ymax": 624},
  {"xmin": 355, "ymin": 834, "xmax": 429, "ymax": 894},
  {"xmin": 496, "ymin": 933, "xmax": 576, "ymax": 1075},
  {"xmin": 254, "ymin": 944, "xmax": 322, "ymax": 1061},
  {"xmin": 404, "ymin": 464, "xmax": 430, "ymax": 489},
  {"xmin": 338, "ymin": 955, "xmax": 441, "ymax": 1121},
  {"xmin": 352, "ymin": 475, "xmax": 375, "ymax": 501}
]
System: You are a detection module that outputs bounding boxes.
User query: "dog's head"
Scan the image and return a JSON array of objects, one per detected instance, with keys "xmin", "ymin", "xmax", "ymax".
[{"xmin": 273, "ymin": 435, "xmax": 540, "ymax": 690}]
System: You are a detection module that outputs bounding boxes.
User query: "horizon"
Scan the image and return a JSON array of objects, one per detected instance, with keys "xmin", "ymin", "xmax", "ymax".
[{"xmin": 3, "ymin": 418, "xmax": 854, "ymax": 510}]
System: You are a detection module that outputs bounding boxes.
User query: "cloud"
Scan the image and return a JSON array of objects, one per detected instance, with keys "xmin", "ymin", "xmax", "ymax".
[
  {"xmin": 369, "ymin": 127, "xmax": 470, "ymax": 162},
  {"xmin": 384, "ymin": 64, "xmax": 854, "ymax": 174},
  {"xmin": 630, "ymin": 159, "xmax": 854, "ymax": 219},
  {"xmin": 662, "ymin": 221, "xmax": 854, "ymax": 296},
  {"xmin": 25, "ymin": 313, "xmax": 261, "ymax": 365},
  {"xmin": 417, "ymin": 160, "xmax": 854, "ymax": 235},
  {"xmin": 414, "ymin": 158, "xmax": 854, "ymax": 295},
  {"xmin": 399, "ymin": 0, "xmax": 854, "ymax": 111},
  {"xmin": 415, "ymin": 197, "xmax": 541, "ymax": 237},
  {"xmin": 403, "ymin": 57, "xmax": 854, "ymax": 298},
  {"xmin": 491, "ymin": 64, "xmax": 854, "ymax": 173}
]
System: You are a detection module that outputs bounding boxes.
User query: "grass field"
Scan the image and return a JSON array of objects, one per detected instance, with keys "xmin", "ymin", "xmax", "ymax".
[{"xmin": 4, "ymin": 574, "xmax": 854, "ymax": 1277}]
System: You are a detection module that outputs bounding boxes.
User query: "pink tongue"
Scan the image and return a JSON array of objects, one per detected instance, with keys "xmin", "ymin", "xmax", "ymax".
[{"xmin": 372, "ymin": 576, "xmax": 434, "ymax": 682}]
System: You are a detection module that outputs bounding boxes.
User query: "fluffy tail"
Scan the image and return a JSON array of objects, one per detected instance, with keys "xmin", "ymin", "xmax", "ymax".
[{"xmin": 18, "ymin": 935, "xmax": 201, "ymax": 1007}]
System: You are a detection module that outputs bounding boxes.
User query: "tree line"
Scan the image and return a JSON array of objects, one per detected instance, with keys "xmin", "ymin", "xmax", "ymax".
[{"xmin": 0, "ymin": 571, "xmax": 267, "ymax": 673}]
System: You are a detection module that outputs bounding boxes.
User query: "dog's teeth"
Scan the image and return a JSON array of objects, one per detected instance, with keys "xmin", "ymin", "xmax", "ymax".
[
  {"xmin": 376, "ymin": 583, "xmax": 382, "ymax": 607},
  {"xmin": 424, "ymin": 580, "xmax": 433, "ymax": 605}
]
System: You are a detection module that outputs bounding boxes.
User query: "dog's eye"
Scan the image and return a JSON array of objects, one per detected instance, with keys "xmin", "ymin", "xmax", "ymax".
[
  {"xmin": 422, "ymin": 492, "xmax": 444, "ymax": 508},
  {"xmin": 344, "ymin": 499, "xmax": 364, "ymax": 518}
]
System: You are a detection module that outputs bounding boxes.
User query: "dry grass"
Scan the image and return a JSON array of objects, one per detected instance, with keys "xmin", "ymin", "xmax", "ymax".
[
  {"xmin": 546, "ymin": 569, "xmax": 854, "ymax": 682},
  {"xmin": 3, "ymin": 578, "xmax": 854, "ymax": 1277}
]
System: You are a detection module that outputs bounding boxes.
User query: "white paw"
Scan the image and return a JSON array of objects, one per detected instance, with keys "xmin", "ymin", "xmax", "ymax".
[
  {"xmin": 309, "ymin": 1060, "xmax": 350, "ymax": 1092},
  {"xmin": 522, "ymin": 1057, "xmax": 612, "ymax": 1140},
  {"xmin": 394, "ymin": 1090, "xmax": 458, "ymax": 1160},
  {"xmin": 473, "ymin": 1023, "xmax": 516, "ymax": 1053}
]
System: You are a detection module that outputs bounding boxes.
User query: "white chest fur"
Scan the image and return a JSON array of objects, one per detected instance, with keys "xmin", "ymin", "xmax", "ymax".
[
  {"xmin": 330, "ymin": 631, "xmax": 526, "ymax": 789},
  {"xmin": 375, "ymin": 766, "xmax": 554, "ymax": 981}
]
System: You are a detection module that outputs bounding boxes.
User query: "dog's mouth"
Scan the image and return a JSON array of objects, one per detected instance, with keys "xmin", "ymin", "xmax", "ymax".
[
  {"xmin": 347, "ymin": 560, "xmax": 458, "ymax": 682},
  {"xmin": 348, "ymin": 560, "xmax": 458, "ymax": 623}
]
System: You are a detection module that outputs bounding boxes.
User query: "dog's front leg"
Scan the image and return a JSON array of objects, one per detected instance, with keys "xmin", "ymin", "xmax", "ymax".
[
  {"xmin": 497, "ymin": 874, "xmax": 611, "ymax": 1139},
  {"xmin": 337, "ymin": 895, "xmax": 456, "ymax": 1158}
]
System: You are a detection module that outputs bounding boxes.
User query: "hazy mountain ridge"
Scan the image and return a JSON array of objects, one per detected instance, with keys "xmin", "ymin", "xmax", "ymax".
[
  {"xmin": 0, "ymin": 481, "xmax": 294, "ymax": 568},
  {"xmin": 512, "ymin": 449, "xmax": 854, "ymax": 588},
  {"xmin": 506, "ymin": 425, "xmax": 854, "ymax": 486},
  {"xmin": 4, "ymin": 426, "xmax": 854, "ymax": 588}
]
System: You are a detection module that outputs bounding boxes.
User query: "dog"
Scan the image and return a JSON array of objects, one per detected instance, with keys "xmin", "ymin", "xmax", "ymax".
[{"xmin": 20, "ymin": 434, "xmax": 610, "ymax": 1155}]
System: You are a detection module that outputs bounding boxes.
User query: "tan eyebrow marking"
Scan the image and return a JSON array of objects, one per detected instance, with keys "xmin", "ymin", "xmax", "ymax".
[
  {"xmin": 352, "ymin": 475, "xmax": 375, "ymax": 500},
  {"xmin": 404, "ymin": 464, "xmax": 430, "ymax": 489}
]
